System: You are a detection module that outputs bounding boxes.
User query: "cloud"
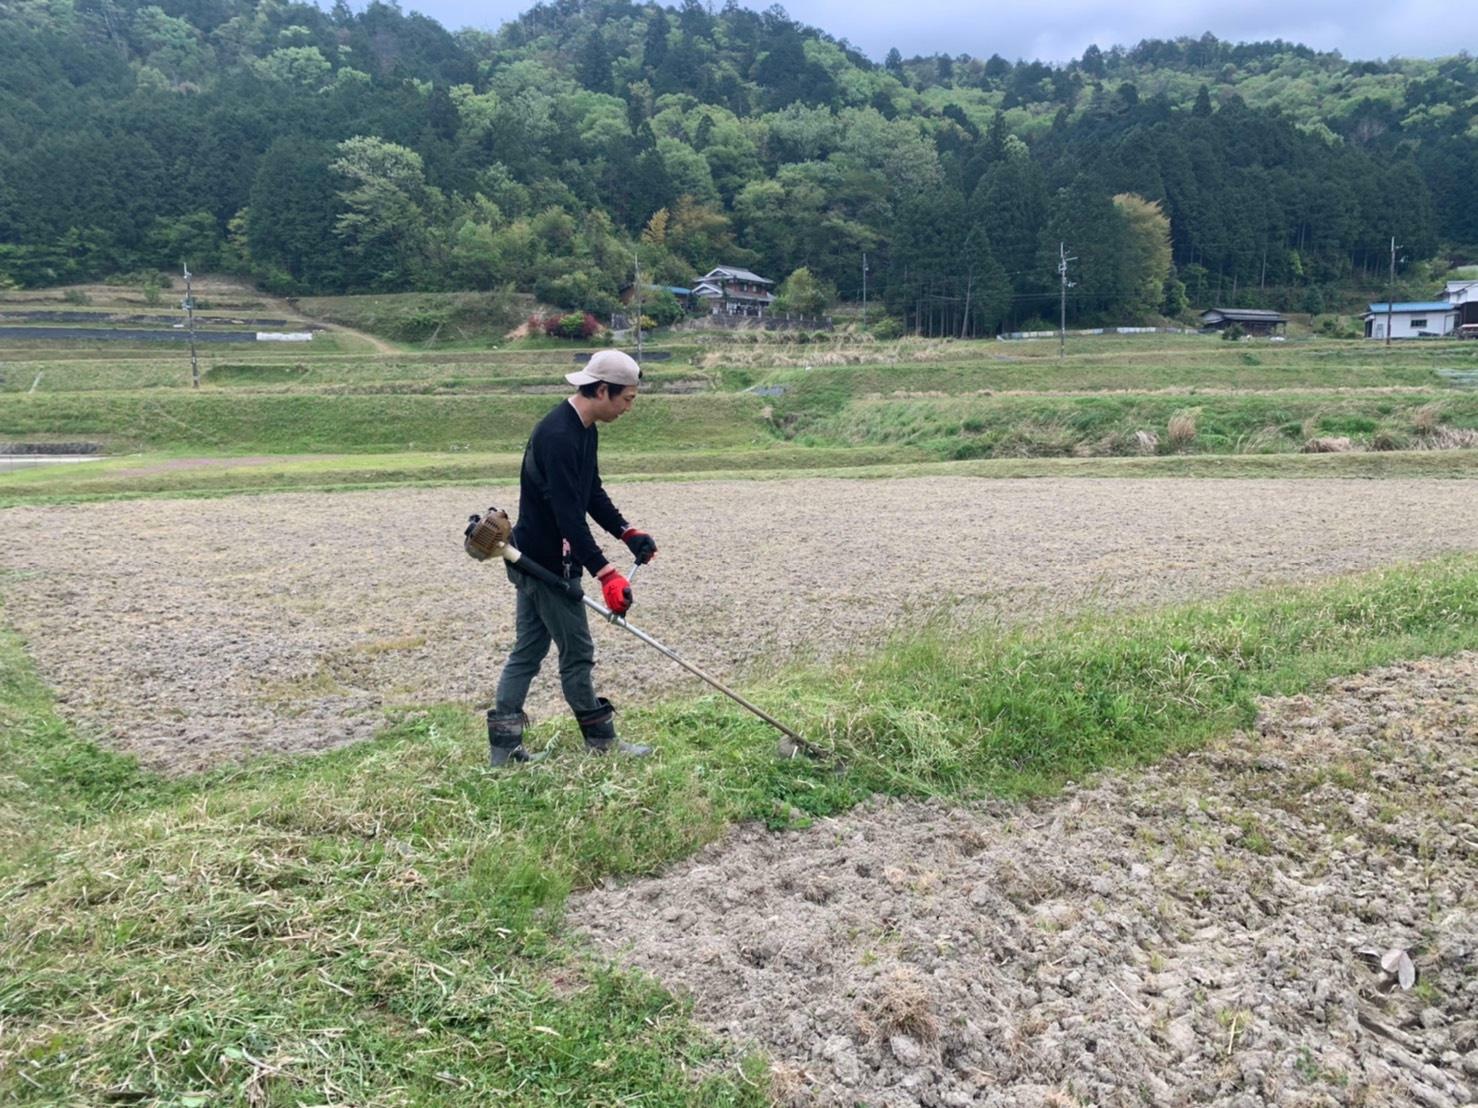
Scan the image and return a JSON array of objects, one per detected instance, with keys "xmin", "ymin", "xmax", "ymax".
[
  {"xmin": 386, "ymin": 0, "xmax": 1462, "ymax": 63},
  {"xmin": 782, "ymin": 0, "xmax": 1457, "ymax": 61}
]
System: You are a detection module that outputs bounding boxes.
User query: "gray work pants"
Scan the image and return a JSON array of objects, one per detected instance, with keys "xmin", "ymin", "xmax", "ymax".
[{"xmin": 493, "ymin": 568, "xmax": 601, "ymax": 718}]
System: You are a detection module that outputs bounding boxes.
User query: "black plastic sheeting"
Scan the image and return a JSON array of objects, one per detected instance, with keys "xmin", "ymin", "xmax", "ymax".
[{"xmin": 0, "ymin": 311, "xmax": 287, "ymax": 326}]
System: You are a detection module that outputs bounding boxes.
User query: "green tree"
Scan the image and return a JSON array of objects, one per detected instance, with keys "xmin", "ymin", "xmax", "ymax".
[
  {"xmin": 331, "ymin": 136, "xmax": 436, "ymax": 289},
  {"xmin": 664, "ymin": 194, "xmax": 743, "ymax": 269},
  {"xmin": 970, "ymin": 139, "xmax": 1048, "ymax": 310},
  {"xmin": 772, "ymin": 266, "xmax": 833, "ymax": 316},
  {"xmin": 1111, "ymin": 193, "xmax": 1173, "ymax": 316},
  {"xmin": 1037, "ymin": 182, "xmax": 1134, "ymax": 322},
  {"xmin": 245, "ymin": 138, "xmax": 346, "ymax": 292},
  {"xmin": 146, "ymin": 211, "xmax": 222, "ymax": 271},
  {"xmin": 256, "ymin": 46, "xmax": 333, "ymax": 88}
]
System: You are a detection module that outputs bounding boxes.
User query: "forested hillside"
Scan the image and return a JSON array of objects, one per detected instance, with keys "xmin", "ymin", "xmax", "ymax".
[{"xmin": 2, "ymin": 0, "xmax": 1474, "ymax": 330}]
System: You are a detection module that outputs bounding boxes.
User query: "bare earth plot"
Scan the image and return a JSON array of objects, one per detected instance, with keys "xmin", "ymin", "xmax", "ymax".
[
  {"xmin": 571, "ymin": 654, "xmax": 1478, "ymax": 1107},
  {"xmin": 0, "ymin": 477, "xmax": 1476, "ymax": 773}
]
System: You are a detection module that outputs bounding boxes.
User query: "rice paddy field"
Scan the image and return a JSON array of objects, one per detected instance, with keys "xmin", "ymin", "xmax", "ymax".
[{"xmin": 2, "ymin": 281, "xmax": 1477, "ymax": 1105}]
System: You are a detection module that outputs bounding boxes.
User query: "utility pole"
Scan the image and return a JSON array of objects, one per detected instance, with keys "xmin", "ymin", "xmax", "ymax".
[
  {"xmin": 182, "ymin": 262, "xmax": 199, "ymax": 388},
  {"xmin": 1385, "ymin": 235, "xmax": 1401, "ymax": 347},
  {"xmin": 861, "ymin": 252, "xmax": 869, "ymax": 328},
  {"xmin": 1058, "ymin": 242, "xmax": 1076, "ymax": 360},
  {"xmin": 633, "ymin": 248, "xmax": 643, "ymax": 365}
]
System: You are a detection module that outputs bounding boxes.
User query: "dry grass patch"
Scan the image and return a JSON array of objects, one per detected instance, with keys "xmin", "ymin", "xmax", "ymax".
[
  {"xmin": 1167, "ymin": 407, "xmax": 1200, "ymax": 451},
  {"xmin": 1412, "ymin": 402, "xmax": 1445, "ymax": 435},
  {"xmin": 855, "ymin": 966, "xmax": 939, "ymax": 1043},
  {"xmin": 1301, "ymin": 436, "xmax": 1354, "ymax": 453},
  {"xmin": 1420, "ymin": 425, "xmax": 1478, "ymax": 450}
]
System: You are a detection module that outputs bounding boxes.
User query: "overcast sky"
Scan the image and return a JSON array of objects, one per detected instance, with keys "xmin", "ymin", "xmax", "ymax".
[{"xmin": 391, "ymin": 0, "xmax": 1463, "ymax": 63}]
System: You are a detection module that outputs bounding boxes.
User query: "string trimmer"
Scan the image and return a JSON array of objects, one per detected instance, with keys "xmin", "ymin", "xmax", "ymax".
[{"xmin": 465, "ymin": 507, "xmax": 817, "ymax": 759}]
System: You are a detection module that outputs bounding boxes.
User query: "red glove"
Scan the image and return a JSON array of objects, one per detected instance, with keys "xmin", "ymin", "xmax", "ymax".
[
  {"xmin": 620, "ymin": 527, "xmax": 658, "ymax": 564},
  {"xmin": 597, "ymin": 566, "xmax": 632, "ymax": 615}
]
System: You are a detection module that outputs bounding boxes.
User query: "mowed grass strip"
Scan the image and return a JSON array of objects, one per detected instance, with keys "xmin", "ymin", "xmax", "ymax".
[
  {"xmin": 750, "ymin": 350, "xmax": 1463, "ymax": 403},
  {"xmin": 2, "ymin": 558, "xmax": 1477, "ymax": 1103},
  {"xmin": 0, "ymin": 445, "xmax": 933, "ymax": 506},
  {"xmin": 3, "ymin": 446, "xmax": 1477, "ymax": 509},
  {"xmin": 0, "ymin": 353, "xmax": 705, "ymax": 393},
  {"xmin": 0, "ymin": 392, "xmax": 772, "ymax": 453}
]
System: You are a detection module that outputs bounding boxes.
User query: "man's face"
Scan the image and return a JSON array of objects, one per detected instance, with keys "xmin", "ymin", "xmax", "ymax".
[{"xmin": 595, "ymin": 383, "xmax": 637, "ymax": 422}]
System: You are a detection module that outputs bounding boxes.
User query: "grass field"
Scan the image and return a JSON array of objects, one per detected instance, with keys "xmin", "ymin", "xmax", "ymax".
[
  {"xmin": 3, "ymin": 560, "xmax": 1476, "ymax": 1103},
  {"xmin": 1, "ymin": 311, "xmax": 1476, "ymax": 485},
  {"xmin": 3, "ymin": 283, "xmax": 1478, "ymax": 1102}
]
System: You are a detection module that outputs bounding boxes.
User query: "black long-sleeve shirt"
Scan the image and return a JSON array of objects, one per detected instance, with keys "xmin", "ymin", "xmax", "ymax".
[{"xmin": 511, "ymin": 399, "xmax": 627, "ymax": 579}]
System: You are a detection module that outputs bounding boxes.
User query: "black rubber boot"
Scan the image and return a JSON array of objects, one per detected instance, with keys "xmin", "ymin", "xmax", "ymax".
[
  {"xmin": 487, "ymin": 709, "xmax": 546, "ymax": 767},
  {"xmin": 577, "ymin": 698, "xmax": 652, "ymax": 757}
]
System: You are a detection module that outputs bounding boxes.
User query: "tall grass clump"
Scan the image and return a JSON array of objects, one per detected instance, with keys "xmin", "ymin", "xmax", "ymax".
[{"xmin": 1167, "ymin": 406, "xmax": 1200, "ymax": 451}]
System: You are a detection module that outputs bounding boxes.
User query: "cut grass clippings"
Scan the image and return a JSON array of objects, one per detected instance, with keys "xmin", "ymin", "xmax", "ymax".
[
  {"xmin": 2, "ymin": 557, "xmax": 1477, "ymax": 1103},
  {"xmin": 0, "ymin": 621, "xmax": 181, "ymax": 870}
]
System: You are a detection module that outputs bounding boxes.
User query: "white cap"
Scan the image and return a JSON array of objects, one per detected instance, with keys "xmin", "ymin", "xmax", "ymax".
[{"xmin": 566, "ymin": 349, "xmax": 641, "ymax": 388}]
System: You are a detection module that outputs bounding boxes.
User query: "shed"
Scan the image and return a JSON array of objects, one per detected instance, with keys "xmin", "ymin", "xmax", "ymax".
[
  {"xmin": 1198, "ymin": 308, "xmax": 1288, "ymax": 336},
  {"xmin": 1442, "ymin": 280, "xmax": 1478, "ymax": 326},
  {"xmin": 1363, "ymin": 302, "xmax": 1458, "ymax": 340}
]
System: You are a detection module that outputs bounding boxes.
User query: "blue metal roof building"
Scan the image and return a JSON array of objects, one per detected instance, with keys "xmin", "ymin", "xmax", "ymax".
[
  {"xmin": 1363, "ymin": 301, "xmax": 1457, "ymax": 339},
  {"xmin": 1366, "ymin": 302, "xmax": 1453, "ymax": 313}
]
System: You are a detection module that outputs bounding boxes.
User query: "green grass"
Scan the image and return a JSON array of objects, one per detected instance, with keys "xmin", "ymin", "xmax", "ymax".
[
  {"xmin": 6, "ymin": 380, "xmax": 1475, "ymax": 459},
  {"xmin": 2, "ymin": 558, "xmax": 1477, "ymax": 1102},
  {"xmin": 747, "ymin": 347, "xmax": 1469, "ymax": 402},
  {"xmin": 3, "ymin": 329, "xmax": 1475, "ymax": 505},
  {"xmin": 0, "ymin": 620, "xmax": 182, "ymax": 869},
  {"xmin": 0, "ymin": 348, "xmax": 703, "ymax": 392},
  {"xmin": 0, "ymin": 392, "xmax": 771, "ymax": 453},
  {"xmin": 3, "ymin": 447, "xmax": 1476, "ymax": 508},
  {"xmin": 294, "ymin": 291, "xmax": 522, "ymax": 345},
  {"xmin": 788, "ymin": 390, "xmax": 1478, "ymax": 457},
  {"xmin": 0, "ymin": 445, "xmax": 938, "ymax": 505}
]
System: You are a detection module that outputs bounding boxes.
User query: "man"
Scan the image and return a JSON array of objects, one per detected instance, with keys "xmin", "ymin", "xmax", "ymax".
[{"xmin": 487, "ymin": 349, "xmax": 659, "ymax": 766}]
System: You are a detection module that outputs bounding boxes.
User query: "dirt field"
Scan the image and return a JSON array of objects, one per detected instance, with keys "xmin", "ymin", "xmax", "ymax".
[
  {"xmin": 1, "ymin": 477, "xmax": 1476, "ymax": 773},
  {"xmin": 570, "ymin": 652, "xmax": 1478, "ymax": 1107}
]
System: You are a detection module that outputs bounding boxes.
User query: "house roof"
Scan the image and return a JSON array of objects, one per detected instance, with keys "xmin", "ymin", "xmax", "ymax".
[
  {"xmin": 1366, "ymin": 302, "xmax": 1454, "ymax": 313},
  {"xmin": 694, "ymin": 284, "xmax": 772, "ymax": 300},
  {"xmin": 1200, "ymin": 308, "xmax": 1287, "ymax": 322},
  {"xmin": 698, "ymin": 266, "xmax": 774, "ymax": 285}
]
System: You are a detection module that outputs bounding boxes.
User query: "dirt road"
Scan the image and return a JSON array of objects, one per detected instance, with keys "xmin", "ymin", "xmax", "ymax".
[{"xmin": 1, "ymin": 477, "xmax": 1475, "ymax": 772}]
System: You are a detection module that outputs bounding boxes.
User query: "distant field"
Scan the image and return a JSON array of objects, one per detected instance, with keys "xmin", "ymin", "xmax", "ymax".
[
  {"xmin": 294, "ymin": 290, "xmax": 523, "ymax": 345},
  {"xmin": 0, "ymin": 392, "xmax": 768, "ymax": 453},
  {"xmin": 3, "ymin": 447, "xmax": 1476, "ymax": 508},
  {"xmin": 0, "ymin": 358, "xmax": 712, "ymax": 393},
  {"xmin": 789, "ymin": 389, "xmax": 1478, "ymax": 457},
  {"xmin": 2, "ymin": 287, "xmax": 1476, "ymax": 498}
]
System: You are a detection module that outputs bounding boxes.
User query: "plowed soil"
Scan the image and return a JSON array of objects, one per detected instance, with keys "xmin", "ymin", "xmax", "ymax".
[
  {"xmin": 0, "ymin": 477, "xmax": 1475, "ymax": 773},
  {"xmin": 570, "ymin": 653, "xmax": 1478, "ymax": 1107}
]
